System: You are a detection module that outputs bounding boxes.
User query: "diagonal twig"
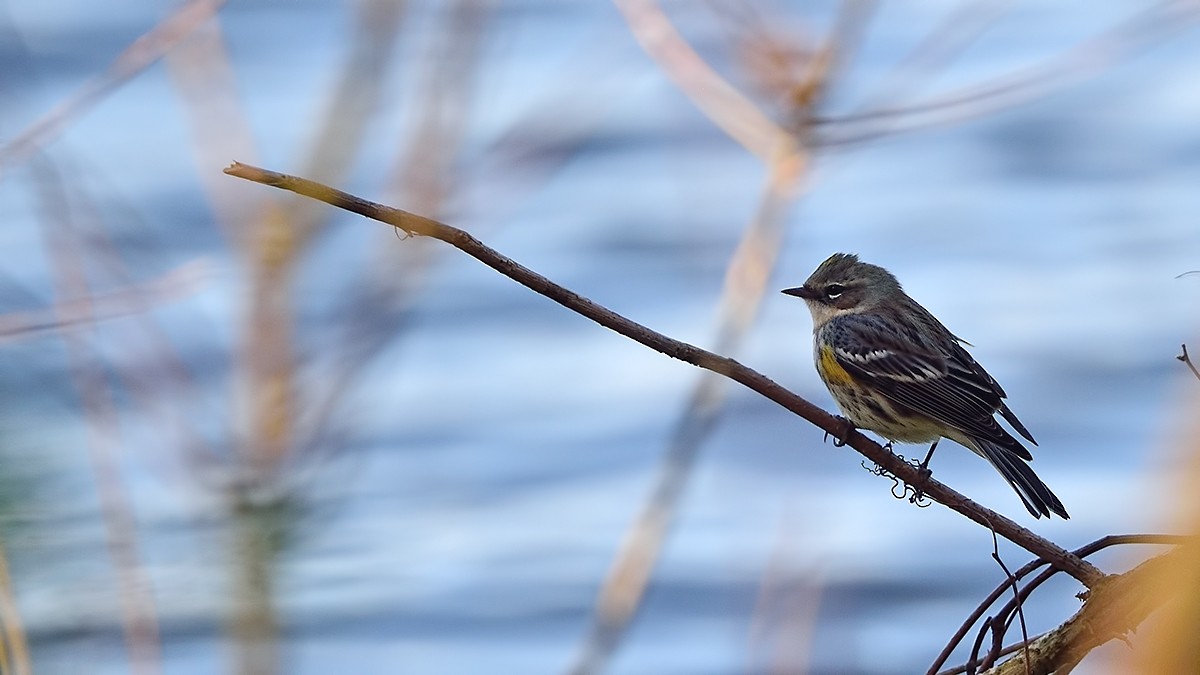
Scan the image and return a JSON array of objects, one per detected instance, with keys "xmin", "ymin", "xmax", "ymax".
[{"xmin": 0, "ymin": 0, "xmax": 229, "ymax": 172}]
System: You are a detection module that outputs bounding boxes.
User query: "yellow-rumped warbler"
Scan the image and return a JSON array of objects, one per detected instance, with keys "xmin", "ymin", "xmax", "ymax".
[{"xmin": 782, "ymin": 253, "xmax": 1068, "ymax": 519}]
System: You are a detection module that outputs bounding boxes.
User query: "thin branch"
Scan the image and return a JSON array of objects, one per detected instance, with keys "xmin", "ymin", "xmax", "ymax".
[
  {"xmin": 223, "ymin": 160, "xmax": 1106, "ymax": 588},
  {"xmin": 1178, "ymin": 344, "xmax": 1200, "ymax": 382},
  {"xmin": 988, "ymin": 529, "xmax": 1031, "ymax": 675},
  {"xmin": 282, "ymin": 0, "xmax": 410, "ymax": 249}
]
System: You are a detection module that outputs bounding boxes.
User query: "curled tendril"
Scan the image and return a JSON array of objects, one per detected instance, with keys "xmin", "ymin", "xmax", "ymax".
[
  {"xmin": 862, "ymin": 459, "xmax": 897, "ymax": 482},
  {"xmin": 909, "ymin": 489, "xmax": 932, "ymax": 508},
  {"xmin": 862, "ymin": 456, "xmax": 932, "ymax": 507}
]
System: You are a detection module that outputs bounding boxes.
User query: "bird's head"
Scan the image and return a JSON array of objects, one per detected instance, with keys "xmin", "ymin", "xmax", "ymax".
[{"xmin": 781, "ymin": 253, "xmax": 902, "ymax": 325}]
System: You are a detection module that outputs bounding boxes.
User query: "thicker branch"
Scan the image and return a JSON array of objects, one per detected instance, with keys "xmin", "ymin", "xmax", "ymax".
[
  {"xmin": 983, "ymin": 547, "xmax": 1187, "ymax": 674},
  {"xmin": 222, "ymin": 161, "xmax": 1105, "ymax": 588}
]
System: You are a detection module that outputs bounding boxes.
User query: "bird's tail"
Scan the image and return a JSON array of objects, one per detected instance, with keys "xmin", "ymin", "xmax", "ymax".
[{"xmin": 974, "ymin": 439, "xmax": 1069, "ymax": 519}]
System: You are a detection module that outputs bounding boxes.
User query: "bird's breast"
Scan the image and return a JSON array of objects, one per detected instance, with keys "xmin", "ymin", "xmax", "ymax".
[{"xmin": 815, "ymin": 343, "xmax": 855, "ymax": 388}]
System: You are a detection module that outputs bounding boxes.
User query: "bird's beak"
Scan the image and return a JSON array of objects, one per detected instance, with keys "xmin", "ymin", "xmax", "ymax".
[{"xmin": 781, "ymin": 285, "xmax": 818, "ymax": 300}]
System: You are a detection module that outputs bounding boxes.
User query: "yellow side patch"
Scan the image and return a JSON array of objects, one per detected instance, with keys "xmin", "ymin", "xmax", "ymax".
[{"xmin": 818, "ymin": 344, "xmax": 856, "ymax": 387}]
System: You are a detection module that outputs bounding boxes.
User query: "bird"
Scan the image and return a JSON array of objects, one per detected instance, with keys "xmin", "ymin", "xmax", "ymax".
[{"xmin": 781, "ymin": 252, "xmax": 1068, "ymax": 519}]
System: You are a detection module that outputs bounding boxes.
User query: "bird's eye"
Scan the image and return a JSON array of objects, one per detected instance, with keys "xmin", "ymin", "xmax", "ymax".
[{"xmin": 824, "ymin": 283, "xmax": 846, "ymax": 299}]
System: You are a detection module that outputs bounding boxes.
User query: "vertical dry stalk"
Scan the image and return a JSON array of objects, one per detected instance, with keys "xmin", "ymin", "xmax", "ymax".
[
  {"xmin": 225, "ymin": 500, "xmax": 288, "ymax": 675},
  {"xmin": 185, "ymin": 4, "xmax": 405, "ymax": 672},
  {"xmin": 0, "ymin": 540, "xmax": 31, "ymax": 675},
  {"xmin": 745, "ymin": 516, "xmax": 823, "ymax": 675},
  {"xmin": 567, "ymin": 1, "xmax": 872, "ymax": 671},
  {"xmin": 234, "ymin": 0, "xmax": 408, "ymax": 473}
]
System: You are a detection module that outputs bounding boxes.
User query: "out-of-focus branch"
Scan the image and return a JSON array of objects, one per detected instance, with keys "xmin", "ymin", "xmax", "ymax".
[
  {"xmin": 746, "ymin": 515, "xmax": 824, "ymax": 674},
  {"xmin": 0, "ymin": 261, "xmax": 208, "ymax": 343},
  {"xmin": 845, "ymin": 0, "xmax": 1015, "ymax": 122},
  {"xmin": 818, "ymin": 0, "xmax": 1199, "ymax": 148},
  {"xmin": 223, "ymin": 161, "xmax": 1106, "ymax": 588},
  {"xmin": 613, "ymin": 0, "xmax": 785, "ymax": 160},
  {"xmin": 0, "ymin": 0, "xmax": 229, "ymax": 172},
  {"xmin": 165, "ymin": 16, "xmax": 264, "ymax": 252}
]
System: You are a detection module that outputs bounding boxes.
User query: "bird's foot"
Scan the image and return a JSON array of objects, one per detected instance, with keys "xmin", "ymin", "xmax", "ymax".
[
  {"xmin": 864, "ymin": 450, "xmax": 933, "ymax": 509},
  {"xmin": 916, "ymin": 439, "xmax": 939, "ymax": 475},
  {"xmin": 907, "ymin": 440, "xmax": 938, "ymax": 504},
  {"xmin": 907, "ymin": 464, "xmax": 933, "ymax": 507}
]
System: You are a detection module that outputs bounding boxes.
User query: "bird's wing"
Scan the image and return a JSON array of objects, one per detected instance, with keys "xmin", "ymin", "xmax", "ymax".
[
  {"xmin": 943, "ymin": 336, "xmax": 1037, "ymax": 445},
  {"xmin": 823, "ymin": 315, "xmax": 1032, "ymax": 459}
]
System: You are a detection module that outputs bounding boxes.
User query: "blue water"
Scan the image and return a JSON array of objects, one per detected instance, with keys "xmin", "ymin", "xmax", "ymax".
[{"xmin": 1, "ymin": 1, "xmax": 1199, "ymax": 674}]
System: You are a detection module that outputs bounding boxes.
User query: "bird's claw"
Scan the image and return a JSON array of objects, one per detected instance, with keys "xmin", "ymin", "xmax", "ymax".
[{"xmin": 824, "ymin": 416, "xmax": 855, "ymax": 447}]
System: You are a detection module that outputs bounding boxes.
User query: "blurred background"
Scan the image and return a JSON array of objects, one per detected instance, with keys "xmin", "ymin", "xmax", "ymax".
[{"xmin": 1, "ymin": 0, "xmax": 1199, "ymax": 673}]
